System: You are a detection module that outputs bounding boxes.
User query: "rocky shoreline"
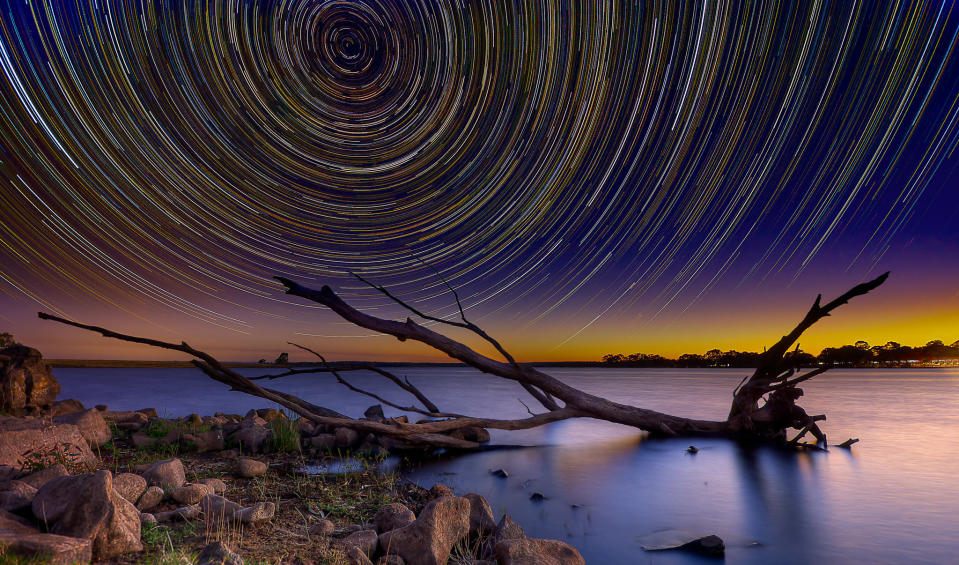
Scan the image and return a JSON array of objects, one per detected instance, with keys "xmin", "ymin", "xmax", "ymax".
[{"xmin": 1, "ymin": 344, "xmax": 588, "ymax": 564}]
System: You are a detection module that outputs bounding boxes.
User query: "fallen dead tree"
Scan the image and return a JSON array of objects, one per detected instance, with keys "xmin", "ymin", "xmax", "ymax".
[{"xmin": 39, "ymin": 271, "xmax": 889, "ymax": 449}]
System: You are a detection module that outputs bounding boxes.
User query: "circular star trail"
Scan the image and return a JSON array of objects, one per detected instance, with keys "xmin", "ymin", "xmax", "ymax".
[{"xmin": 1, "ymin": 1, "xmax": 958, "ymax": 335}]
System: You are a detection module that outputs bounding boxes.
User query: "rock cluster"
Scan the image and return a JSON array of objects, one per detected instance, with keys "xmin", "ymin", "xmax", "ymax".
[
  {"xmin": 329, "ymin": 486, "xmax": 584, "ymax": 565},
  {"xmin": 0, "ymin": 345, "xmax": 60, "ymax": 415}
]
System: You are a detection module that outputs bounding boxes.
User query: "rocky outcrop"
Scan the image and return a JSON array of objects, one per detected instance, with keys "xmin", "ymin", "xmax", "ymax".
[
  {"xmin": 493, "ymin": 538, "xmax": 586, "ymax": 565},
  {"xmin": 378, "ymin": 496, "xmax": 470, "ymax": 565},
  {"xmin": 31, "ymin": 470, "xmax": 142, "ymax": 560},
  {"xmin": 0, "ymin": 417, "xmax": 98, "ymax": 470},
  {"xmin": 0, "ymin": 345, "xmax": 60, "ymax": 414}
]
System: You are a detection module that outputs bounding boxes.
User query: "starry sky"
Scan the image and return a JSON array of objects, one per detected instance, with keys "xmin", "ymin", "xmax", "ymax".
[{"xmin": 1, "ymin": 1, "xmax": 958, "ymax": 362}]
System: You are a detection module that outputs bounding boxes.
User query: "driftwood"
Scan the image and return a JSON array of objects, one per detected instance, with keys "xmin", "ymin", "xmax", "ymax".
[{"xmin": 38, "ymin": 271, "xmax": 889, "ymax": 448}]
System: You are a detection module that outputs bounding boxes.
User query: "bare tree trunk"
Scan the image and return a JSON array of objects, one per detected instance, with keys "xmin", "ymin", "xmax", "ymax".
[{"xmin": 39, "ymin": 272, "xmax": 888, "ymax": 448}]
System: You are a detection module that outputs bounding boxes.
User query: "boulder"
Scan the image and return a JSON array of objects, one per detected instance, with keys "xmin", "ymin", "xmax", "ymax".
[
  {"xmin": 233, "ymin": 501, "xmax": 274, "ymax": 524},
  {"xmin": 464, "ymin": 493, "xmax": 496, "ymax": 537},
  {"xmin": 493, "ymin": 514, "xmax": 526, "ymax": 544},
  {"xmin": 199, "ymin": 477, "xmax": 228, "ymax": 495},
  {"xmin": 0, "ymin": 417, "xmax": 97, "ymax": 469},
  {"xmin": 141, "ymin": 458, "xmax": 186, "ymax": 489},
  {"xmin": 231, "ymin": 425, "xmax": 269, "ymax": 453},
  {"xmin": 135, "ymin": 486, "xmax": 164, "ymax": 511},
  {"xmin": 19, "ymin": 463, "xmax": 69, "ymax": 489},
  {"xmin": 493, "ymin": 538, "xmax": 586, "ymax": 565},
  {"xmin": 102, "ymin": 411, "xmax": 148, "ymax": 431},
  {"xmin": 679, "ymin": 534, "xmax": 725, "ymax": 557},
  {"xmin": 196, "ymin": 540, "xmax": 243, "ymax": 565},
  {"xmin": 53, "ymin": 409, "xmax": 111, "ymax": 447},
  {"xmin": 342, "ymin": 528, "xmax": 379, "ymax": 557},
  {"xmin": 295, "ymin": 419, "xmax": 315, "ymax": 436},
  {"xmin": 171, "ymin": 483, "xmax": 213, "ymax": 505},
  {"xmin": 0, "ymin": 345, "xmax": 60, "ymax": 414},
  {"xmin": 130, "ymin": 431, "xmax": 158, "ymax": 449},
  {"xmin": 31, "ymin": 470, "xmax": 142, "ymax": 560},
  {"xmin": 335, "ymin": 427, "xmax": 360, "ymax": 448},
  {"xmin": 113, "ymin": 473, "xmax": 147, "ymax": 504},
  {"xmin": 236, "ymin": 457, "xmax": 267, "ymax": 478},
  {"xmin": 373, "ymin": 503, "xmax": 415, "ymax": 533},
  {"xmin": 378, "ymin": 496, "xmax": 470, "ymax": 565},
  {"xmin": 255, "ymin": 408, "xmax": 286, "ymax": 422},
  {"xmin": 0, "ymin": 480, "xmax": 37, "ymax": 512},
  {"xmin": 0, "ymin": 509, "xmax": 92, "ymax": 565}
]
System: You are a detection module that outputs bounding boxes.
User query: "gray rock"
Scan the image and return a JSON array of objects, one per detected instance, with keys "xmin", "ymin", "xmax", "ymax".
[
  {"xmin": 199, "ymin": 494, "xmax": 242, "ymax": 526},
  {"xmin": 310, "ymin": 518, "xmax": 335, "ymax": 535},
  {"xmin": 231, "ymin": 425, "xmax": 270, "ymax": 453},
  {"xmin": 345, "ymin": 544, "xmax": 374, "ymax": 565},
  {"xmin": 679, "ymin": 534, "xmax": 725, "ymax": 557},
  {"xmin": 309, "ymin": 434, "xmax": 336, "ymax": 450},
  {"xmin": 335, "ymin": 427, "xmax": 360, "ymax": 448},
  {"xmin": 0, "ymin": 508, "xmax": 92, "ymax": 565},
  {"xmin": 374, "ymin": 502, "xmax": 416, "ymax": 533},
  {"xmin": 135, "ymin": 486, "xmax": 164, "ymax": 511},
  {"xmin": 493, "ymin": 514, "xmax": 526, "ymax": 544},
  {"xmin": 363, "ymin": 405, "xmax": 385, "ymax": 421},
  {"xmin": 139, "ymin": 512, "xmax": 157, "ymax": 525},
  {"xmin": 236, "ymin": 457, "xmax": 267, "ymax": 478},
  {"xmin": 155, "ymin": 504, "xmax": 201, "ymax": 522},
  {"xmin": 141, "ymin": 458, "xmax": 186, "ymax": 490},
  {"xmin": 378, "ymin": 496, "xmax": 470, "ymax": 565},
  {"xmin": 0, "ymin": 418, "xmax": 98, "ymax": 470},
  {"xmin": 19, "ymin": 464, "xmax": 69, "ymax": 489},
  {"xmin": 428, "ymin": 483, "xmax": 454, "ymax": 498},
  {"xmin": 113, "ymin": 473, "xmax": 147, "ymax": 504}
]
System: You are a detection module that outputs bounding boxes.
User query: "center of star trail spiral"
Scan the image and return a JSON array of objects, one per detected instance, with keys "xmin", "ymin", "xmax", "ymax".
[{"xmin": 0, "ymin": 1, "xmax": 957, "ymax": 338}]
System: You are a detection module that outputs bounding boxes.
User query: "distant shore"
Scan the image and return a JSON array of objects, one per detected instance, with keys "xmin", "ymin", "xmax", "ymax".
[{"xmin": 47, "ymin": 359, "xmax": 958, "ymax": 369}]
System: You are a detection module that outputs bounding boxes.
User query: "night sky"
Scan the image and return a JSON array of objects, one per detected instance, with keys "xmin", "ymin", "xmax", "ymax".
[{"xmin": 1, "ymin": 1, "xmax": 958, "ymax": 362}]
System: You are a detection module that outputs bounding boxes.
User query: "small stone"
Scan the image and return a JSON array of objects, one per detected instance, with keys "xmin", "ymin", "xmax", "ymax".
[
  {"xmin": 172, "ymin": 483, "xmax": 213, "ymax": 505},
  {"xmin": 113, "ymin": 473, "xmax": 148, "ymax": 503},
  {"xmin": 363, "ymin": 404, "xmax": 385, "ymax": 421},
  {"xmin": 377, "ymin": 556, "xmax": 405, "ymax": 565},
  {"xmin": 199, "ymin": 494, "xmax": 242, "ymax": 525},
  {"xmin": 494, "ymin": 538, "xmax": 585, "ymax": 565},
  {"xmin": 136, "ymin": 486, "xmax": 164, "ymax": 511},
  {"xmin": 345, "ymin": 545, "xmax": 374, "ymax": 565},
  {"xmin": 233, "ymin": 501, "xmax": 274, "ymax": 524},
  {"xmin": 429, "ymin": 483, "xmax": 454, "ymax": 498},
  {"xmin": 310, "ymin": 518, "xmax": 335, "ymax": 535},
  {"xmin": 196, "ymin": 541, "xmax": 243, "ymax": 565},
  {"xmin": 141, "ymin": 458, "xmax": 187, "ymax": 490},
  {"xmin": 236, "ymin": 457, "xmax": 268, "ymax": 478},
  {"xmin": 139, "ymin": 512, "xmax": 157, "ymax": 525},
  {"xmin": 687, "ymin": 445, "xmax": 699, "ymax": 454},
  {"xmin": 155, "ymin": 504, "xmax": 201, "ymax": 522},
  {"xmin": 680, "ymin": 534, "xmax": 725, "ymax": 557},
  {"xmin": 491, "ymin": 468, "xmax": 509, "ymax": 478},
  {"xmin": 199, "ymin": 477, "xmax": 228, "ymax": 495},
  {"xmin": 530, "ymin": 492, "xmax": 547, "ymax": 501}
]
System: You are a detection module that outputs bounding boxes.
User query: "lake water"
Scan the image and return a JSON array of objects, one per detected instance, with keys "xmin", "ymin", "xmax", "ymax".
[{"xmin": 55, "ymin": 366, "xmax": 959, "ymax": 564}]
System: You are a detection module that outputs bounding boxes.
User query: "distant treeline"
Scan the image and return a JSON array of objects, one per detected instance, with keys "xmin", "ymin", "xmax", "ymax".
[{"xmin": 602, "ymin": 340, "xmax": 959, "ymax": 368}]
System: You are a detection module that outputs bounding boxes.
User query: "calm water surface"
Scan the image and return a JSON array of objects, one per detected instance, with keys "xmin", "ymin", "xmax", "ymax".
[{"xmin": 56, "ymin": 367, "xmax": 959, "ymax": 564}]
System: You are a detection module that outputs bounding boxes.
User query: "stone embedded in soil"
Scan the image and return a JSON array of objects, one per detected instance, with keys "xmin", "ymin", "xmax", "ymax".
[
  {"xmin": 171, "ymin": 483, "xmax": 213, "ymax": 505},
  {"xmin": 236, "ymin": 457, "xmax": 268, "ymax": 478},
  {"xmin": 310, "ymin": 518, "xmax": 335, "ymax": 536},
  {"xmin": 155, "ymin": 504, "xmax": 201, "ymax": 522},
  {"xmin": 196, "ymin": 540, "xmax": 244, "ymax": 565},
  {"xmin": 378, "ymin": 496, "xmax": 470, "ymax": 565},
  {"xmin": 374, "ymin": 502, "xmax": 416, "ymax": 533},
  {"xmin": 0, "ymin": 480, "xmax": 37, "ymax": 512},
  {"xmin": 233, "ymin": 501, "xmax": 274, "ymax": 524},
  {"xmin": 493, "ymin": 538, "xmax": 586, "ymax": 565},
  {"xmin": 199, "ymin": 494, "xmax": 241, "ymax": 525},
  {"xmin": 135, "ymin": 486, "xmax": 164, "ymax": 511},
  {"xmin": 199, "ymin": 477, "xmax": 228, "ymax": 494},
  {"xmin": 113, "ymin": 473, "xmax": 147, "ymax": 504},
  {"xmin": 141, "ymin": 458, "xmax": 187, "ymax": 490},
  {"xmin": 31, "ymin": 470, "xmax": 142, "ymax": 560}
]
